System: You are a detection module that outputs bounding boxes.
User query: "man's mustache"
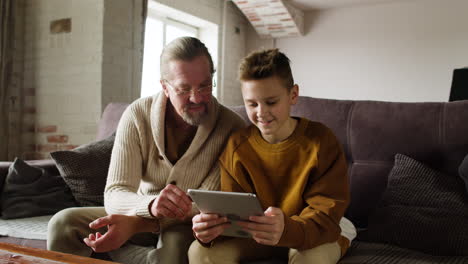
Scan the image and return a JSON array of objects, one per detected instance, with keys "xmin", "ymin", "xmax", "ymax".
[{"xmin": 185, "ymin": 103, "xmax": 207, "ymax": 110}]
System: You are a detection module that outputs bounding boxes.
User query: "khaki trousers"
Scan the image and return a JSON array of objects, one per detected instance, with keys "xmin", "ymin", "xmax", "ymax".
[
  {"xmin": 188, "ymin": 237, "xmax": 341, "ymax": 264},
  {"xmin": 47, "ymin": 207, "xmax": 194, "ymax": 264}
]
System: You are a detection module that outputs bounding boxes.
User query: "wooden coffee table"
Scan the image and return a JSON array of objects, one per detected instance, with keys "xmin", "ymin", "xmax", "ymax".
[{"xmin": 0, "ymin": 242, "xmax": 118, "ymax": 264}]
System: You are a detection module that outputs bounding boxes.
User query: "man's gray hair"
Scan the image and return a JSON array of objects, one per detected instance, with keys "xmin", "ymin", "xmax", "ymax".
[{"xmin": 160, "ymin": 37, "xmax": 214, "ymax": 80}]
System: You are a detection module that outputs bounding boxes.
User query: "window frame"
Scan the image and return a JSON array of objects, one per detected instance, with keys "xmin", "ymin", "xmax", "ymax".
[{"xmin": 140, "ymin": 12, "xmax": 200, "ymax": 98}]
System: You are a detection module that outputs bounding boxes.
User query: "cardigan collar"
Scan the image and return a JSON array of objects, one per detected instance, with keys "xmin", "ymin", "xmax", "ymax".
[{"xmin": 150, "ymin": 92, "xmax": 220, "ymax": 164}]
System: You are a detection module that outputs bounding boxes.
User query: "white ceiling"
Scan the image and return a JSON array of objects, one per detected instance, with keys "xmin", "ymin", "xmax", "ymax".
[{"xmin": 286, "ymin": 0, "xmax": 409, "ymax": 10}]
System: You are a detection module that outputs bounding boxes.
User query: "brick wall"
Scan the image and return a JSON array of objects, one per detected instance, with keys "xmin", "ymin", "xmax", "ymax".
[
  {"xmin": 13, "ymin": 0, "xmax": 249, "ymax": 160},
  {"xmin": 22, "ymin": 0, "xmax": 104, "ymax": 159}
]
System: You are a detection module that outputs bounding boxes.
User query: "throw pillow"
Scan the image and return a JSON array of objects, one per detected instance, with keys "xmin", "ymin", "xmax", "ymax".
[
  {"xmin": 50, "ymin": 133, "xmax": 115, "ymax": 207},
  {"xmin": 360, "ymin": 153, "xmax": 468, "ymax": 256},
  {"xmin": 459, "ymin": 154, "xmax": 468, "ymax": 193},
  {"xmin": 1, "ymin": 158, "xmax": 77, "ymax": 219}
]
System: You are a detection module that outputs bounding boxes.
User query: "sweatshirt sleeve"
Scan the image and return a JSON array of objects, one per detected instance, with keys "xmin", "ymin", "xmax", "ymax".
[
  {"xmin": 277, "ymin": 128, "xmax": 350, "ymax": 250},
  {"xmin": 219, "ymin": 133, "xmax": 253, "ymax": 194},
  {"xmin": 104, "ymin": 106, "xmax": 157, "ymax": 218},
  {"xmin": 220, "ymin": 162, "xmax": 245, "ymax": 193}
]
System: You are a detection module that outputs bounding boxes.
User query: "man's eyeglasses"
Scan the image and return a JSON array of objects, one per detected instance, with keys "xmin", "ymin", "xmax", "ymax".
[{"xmin": 164, "ymin": 80, "xmax": 214, "ymax": 96}]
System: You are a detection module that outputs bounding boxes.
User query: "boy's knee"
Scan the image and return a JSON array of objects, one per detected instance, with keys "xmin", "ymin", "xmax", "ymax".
[
  {"xmin": 47, "ymin": 208, "xmax": 87, "ymax": 252},
  {"xmin": 188, "ymin": 240, "xmax": 211, "ymax": 264},
  {"xmin": 289, "ymin": 242, "xmax": 341, "ymax": 264}
]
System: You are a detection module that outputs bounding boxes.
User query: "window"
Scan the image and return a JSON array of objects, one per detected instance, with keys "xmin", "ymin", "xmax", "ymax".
[
  {"xmin": 140, "ymin": 16, "xmax": 198, "ymax": 98},
  {"xmin": 140, "ymin": 2, "xmax": 218, "ymax": 98}
]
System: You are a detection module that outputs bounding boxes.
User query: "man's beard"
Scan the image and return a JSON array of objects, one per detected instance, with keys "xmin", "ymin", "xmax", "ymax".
[{"xmin": 181, "ymin": 103, "xmax": 209, "ymax": 126}]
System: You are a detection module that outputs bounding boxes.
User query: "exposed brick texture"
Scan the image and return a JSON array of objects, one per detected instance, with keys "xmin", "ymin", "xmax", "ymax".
[
  {"xmin": 37, "ymin": 144, "xmax": 58, "ymax": 152},
  {"xmin": 58, "ymin": 144, "xmax": 79, "ymax": 150},
  {"xmin": 47, "ymin": 135, "xmax": 69, "ymax": 143}
]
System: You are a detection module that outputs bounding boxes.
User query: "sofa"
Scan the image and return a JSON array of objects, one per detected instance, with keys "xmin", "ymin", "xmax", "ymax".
[{"xmin": 1, "ymin": 96, "xmax": 468, "ymax": 263}]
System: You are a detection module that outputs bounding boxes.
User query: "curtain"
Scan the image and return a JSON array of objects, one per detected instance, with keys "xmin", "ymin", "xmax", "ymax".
[{"xmin": 0, "ymin": 0, "xmax": 15, "ymax": 160}]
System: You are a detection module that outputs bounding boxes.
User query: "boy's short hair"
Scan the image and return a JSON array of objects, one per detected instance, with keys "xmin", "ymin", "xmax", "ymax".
[
  {"xmin": 238, "ymin": 48, "xmax": 294, "ymax": 90},
  {"xmin": 160, "ymin": 37, "xmax": 214, "ymax": 80}
]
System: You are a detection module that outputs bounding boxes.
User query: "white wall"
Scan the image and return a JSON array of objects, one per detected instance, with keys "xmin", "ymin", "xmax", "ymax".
[
  {"xmin": 102, "ymin": 0, "xmax": 144, "ymax": 110},
  {"xmin": 271, "ymin": 0, "xmax": 468, "ymax": 102},
  {"xmin": 219, "ymin": 1, "xmax": 249, "ymax": 106}
]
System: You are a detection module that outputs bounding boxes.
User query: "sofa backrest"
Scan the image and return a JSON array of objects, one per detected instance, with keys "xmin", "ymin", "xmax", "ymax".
[
  {"xmin": 96, "ymin": 103, "xmax": 130, "ymax": 141},
  {"xmin": 230, "ymin": 96, "xmax": 468, "ymax": 228},
  {"xmin": 101, "ymin": 97, "xmax": 468, "ymax": 228}
]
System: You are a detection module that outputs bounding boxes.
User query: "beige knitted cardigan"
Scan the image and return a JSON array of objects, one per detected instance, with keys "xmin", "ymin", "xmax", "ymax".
[{"xmin": 104, "ymin": 92, "xmax": 245, "ymax": 222}]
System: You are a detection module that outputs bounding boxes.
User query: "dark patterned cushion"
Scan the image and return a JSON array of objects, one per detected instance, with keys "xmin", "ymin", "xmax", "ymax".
[
  {"xmin": 360, "ymin": 154, "xmax": 468, "ymax": 256},
  {"xmin": 50, "ymin": 134, "xmax": 115, "ymax": 206},
  {"xmin": 1, "ymin": 158, "xmax": 77, "ymax": 219},
  {"xmin": 459, "ymin": 154, "xmax": 468, "ymax": 193}
]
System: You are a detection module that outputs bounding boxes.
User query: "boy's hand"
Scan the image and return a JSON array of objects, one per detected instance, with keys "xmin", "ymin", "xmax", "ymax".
[
  {"xmin": 238, "ymin": 206, "xmax": 285, "ymax": 246},
  {"xmin": 192, "ymin": 213, "xmax": 230, "ymax": 243}
]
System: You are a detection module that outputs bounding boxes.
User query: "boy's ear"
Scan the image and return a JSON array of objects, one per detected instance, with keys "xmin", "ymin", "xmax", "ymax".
[
  {"xmin": 290, "ymin": 84, "xmax": 299, "ymax": 105},
  {"xmin": 160, "ymin": 80, "xmax": 170, "ymax": 98}
]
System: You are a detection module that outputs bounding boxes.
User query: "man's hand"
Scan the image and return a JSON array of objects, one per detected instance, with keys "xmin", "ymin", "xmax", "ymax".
[
  {"xmin": 192, "ymin": 213, "xmax": 230, "ymax": 244},
  {"xmin": 237, "ymin": 206, "xmax": 285, "ymax": 246},
  {"xmin": 150, "ymin": 184, "xmax": 192, "ymax": 219},
  {"xmin": 83, "ymin": 214, "xmax": 156, "ymax": 252}
]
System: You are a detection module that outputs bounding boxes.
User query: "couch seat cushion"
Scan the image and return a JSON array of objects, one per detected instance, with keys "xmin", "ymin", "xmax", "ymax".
[{"xmin": 0, "ymin": 215, "xmax": 51, "ymax": 240}]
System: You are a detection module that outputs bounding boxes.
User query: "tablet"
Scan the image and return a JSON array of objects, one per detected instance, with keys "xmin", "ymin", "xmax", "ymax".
[{"xmin": 187, "ymin": 189, "xmax": 264, "ymax": 238}]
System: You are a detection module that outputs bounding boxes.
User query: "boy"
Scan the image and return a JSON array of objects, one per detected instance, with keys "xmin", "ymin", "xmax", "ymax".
[{"xmin": 189, "ymin": 49, "xmax": 356, "ymax": 263}]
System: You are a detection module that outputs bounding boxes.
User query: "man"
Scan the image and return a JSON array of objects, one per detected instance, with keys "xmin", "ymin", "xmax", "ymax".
[{"xmin": 47, "ymin": 37, "xmax": 245, "ymax": 264}]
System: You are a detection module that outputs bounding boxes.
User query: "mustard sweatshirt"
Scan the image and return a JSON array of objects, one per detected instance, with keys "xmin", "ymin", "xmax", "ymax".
[{"xmin": 219, "ymin": 117, "xmax": 350, "ymax": 253}]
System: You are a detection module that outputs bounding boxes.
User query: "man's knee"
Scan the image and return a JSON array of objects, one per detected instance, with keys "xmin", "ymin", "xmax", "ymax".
[
  {"xmin": 49, "ymin": 207, "xmax": 85, "ymax": 230},
  {"xmin": 47, "ymin": 207, "xmax": 106, "ymax": 254}
]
